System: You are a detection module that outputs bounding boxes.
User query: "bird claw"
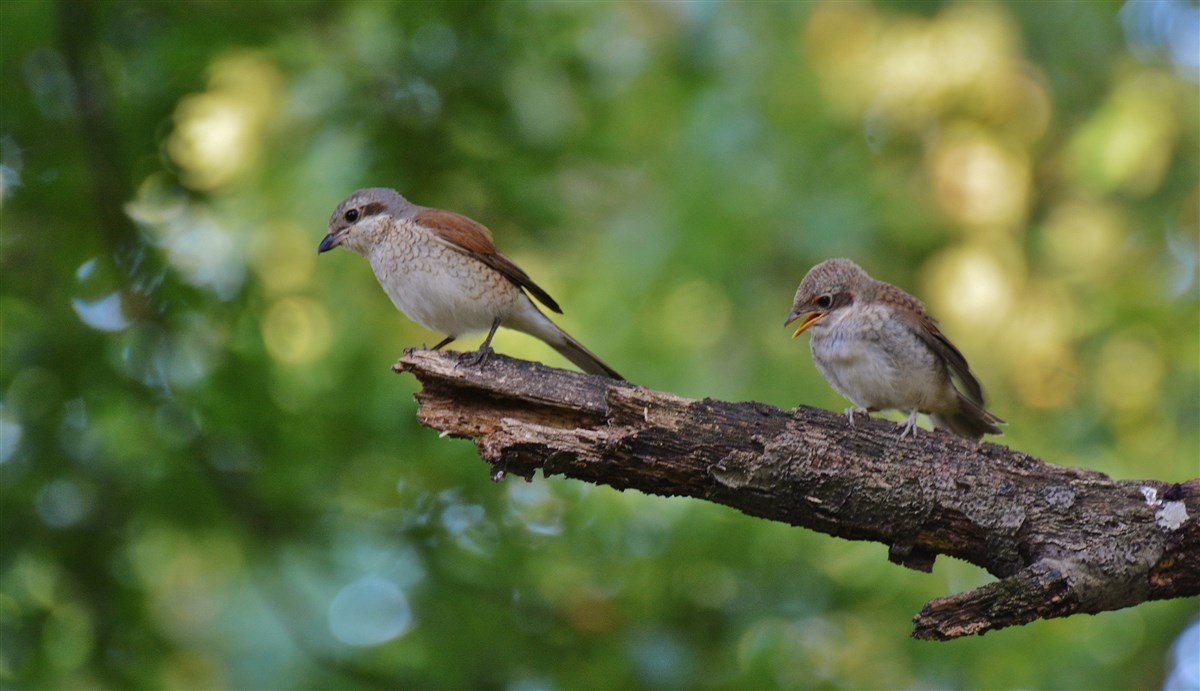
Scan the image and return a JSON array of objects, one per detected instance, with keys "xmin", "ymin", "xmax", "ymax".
[
  {"xmin": 458, "ymin": 345, "xmax": 495, "ymax": 368},
  {"xmin": 844, "ymin": 407, "xmax": 868, "ymax": 426},
  {"xmin": 898, "ymin": 411, "xmax": 920, "ymax": 440}
]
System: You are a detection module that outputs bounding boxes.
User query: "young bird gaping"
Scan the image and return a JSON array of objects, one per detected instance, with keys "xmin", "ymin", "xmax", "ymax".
[{"xmin": 785, "ymin": 258, "xmax": 1003, "ymax": 440}]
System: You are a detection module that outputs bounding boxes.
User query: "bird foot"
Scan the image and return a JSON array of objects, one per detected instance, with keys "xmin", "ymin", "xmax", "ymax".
[
  {"xmin": 898, "ymin": 411, "xmax": 921, "ymax": 439},
  {"xmin": 844, "ymin": 407, "xmax": 869, "ymax": 426},
  {"xmin": 457, "ymin": 345, "xmax": 495, "ymax": 369}
]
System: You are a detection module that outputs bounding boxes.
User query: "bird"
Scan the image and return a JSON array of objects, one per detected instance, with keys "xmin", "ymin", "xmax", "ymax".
[
  {"xmin": 318, "ymin": 188, "xmax": 623, "ymax": 380},
  {"xmin": 785, "ymin": 258, "xmax": 1004, "ymax": 440}
]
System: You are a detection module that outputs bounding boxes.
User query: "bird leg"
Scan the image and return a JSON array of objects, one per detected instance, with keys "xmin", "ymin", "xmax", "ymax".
[
  {"xmin": 898, "ymin": 411, "xmax": 921, "ymax": 439},
  {"xmin": 459, "ymin": 317, "xmax": 502, "ymax": 368},
  {"xmin": 429, "ymin": 336, "xmax": 456, "ymax": 351}
]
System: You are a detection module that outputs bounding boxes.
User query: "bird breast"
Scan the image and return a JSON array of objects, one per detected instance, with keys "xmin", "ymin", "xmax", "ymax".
[
  {"xmin": 366, "ymin": 220, "xmax": 524, "ymax": 336},
  {"xmin": 809, "ymin": 304, "xmax": 950, "ymax": 413}
]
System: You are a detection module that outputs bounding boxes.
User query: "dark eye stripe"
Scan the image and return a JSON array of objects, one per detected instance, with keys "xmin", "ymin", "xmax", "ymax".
[
  {"xmin": 816, "ymin": 291, "xmax": 853, "ymax": 310},
  {"xmin": 361, "ymin": 201, "xmax": 387, "ymax": 217}
]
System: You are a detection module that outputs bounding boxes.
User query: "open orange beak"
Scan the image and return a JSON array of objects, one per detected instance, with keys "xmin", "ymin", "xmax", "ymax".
[{"xmin": 784, "ymin": 310, "xmax": 825, "ymax": 338}]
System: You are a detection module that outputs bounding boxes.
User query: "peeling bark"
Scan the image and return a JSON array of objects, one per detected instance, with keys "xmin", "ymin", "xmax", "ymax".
[{"xmin": 393, "ymin": 349, "xmax": 1199, "ymax": 640}]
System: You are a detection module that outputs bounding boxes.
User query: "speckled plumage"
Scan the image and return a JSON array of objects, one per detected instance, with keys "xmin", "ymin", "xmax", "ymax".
[
  {"xmin": 320, "ymin": 188, "xmax": 622, "ymax": 380},
  {"xmin": 787, "ymin": 258, "xmax": 1003, "ymax": 440}
]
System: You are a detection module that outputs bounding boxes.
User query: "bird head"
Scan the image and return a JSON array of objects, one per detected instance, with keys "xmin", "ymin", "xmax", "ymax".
[
  {"xmin": 319, "ymin": 188, "xmax": 414, "ymax": 256},
  {"xmin": 785, "ymin": 258, "xmax": 871, "ymax": 338}
]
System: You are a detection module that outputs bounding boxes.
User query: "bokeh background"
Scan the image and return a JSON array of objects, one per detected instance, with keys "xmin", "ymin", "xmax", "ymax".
[{"xmin": 2, "ymin": 1, "xmax": 1198, "ymax": 688}]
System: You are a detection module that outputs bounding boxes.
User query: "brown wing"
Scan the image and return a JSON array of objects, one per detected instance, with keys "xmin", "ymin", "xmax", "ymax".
[
  {"xmin": 878, "ymin": 283, "xmax": 986, "ymax": 405},
  {"xmin": 414, "ymin": 208, "xmax": 563, "ymax": 314}
]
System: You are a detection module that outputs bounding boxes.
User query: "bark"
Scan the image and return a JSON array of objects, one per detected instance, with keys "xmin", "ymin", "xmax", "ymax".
[{"xmin": 393, "ymin": 349, "xmax": 1199, "ymax": 641}]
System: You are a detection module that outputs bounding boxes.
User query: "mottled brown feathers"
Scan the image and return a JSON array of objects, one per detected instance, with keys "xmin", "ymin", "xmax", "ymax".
[{"xmin": 875, "ymin": 283, "xmax": 985, "ymax": 405}]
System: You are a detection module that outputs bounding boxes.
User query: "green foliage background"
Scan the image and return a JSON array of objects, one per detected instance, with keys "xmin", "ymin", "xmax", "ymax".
[{"xmin": 2, "ymin": 1, "xmax": 1197, "ymax": 688}]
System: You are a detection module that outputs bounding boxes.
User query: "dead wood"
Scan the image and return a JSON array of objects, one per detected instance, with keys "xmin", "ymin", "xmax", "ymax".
[{"xmin": 394, "ymin": 349, "xmax": 1198, "ymax": 640}]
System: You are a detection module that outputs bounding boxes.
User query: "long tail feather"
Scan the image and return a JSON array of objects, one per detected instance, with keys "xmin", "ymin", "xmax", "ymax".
[
  {"xmin": 931, "ymin": 393, "xmax": 1005, "ymax": 440},
  {"xmin": 505, "ymin": 300, "xmax": 624, "ymax": 380}
]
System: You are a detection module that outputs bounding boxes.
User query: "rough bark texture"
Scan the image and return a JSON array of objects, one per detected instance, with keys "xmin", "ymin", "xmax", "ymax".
[{"xmin": 393, "ymin": 349, "xmax": 1199, "ymax": 640}]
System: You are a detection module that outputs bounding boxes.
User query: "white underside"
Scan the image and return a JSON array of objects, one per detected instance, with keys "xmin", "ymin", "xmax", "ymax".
[
  {"xmin": 809, "ymin": 306, "xmax": 951, "ymax": 415},
  {"xmin": 367, "ymin": 246, "xmax": 564, "ymax": 346}
]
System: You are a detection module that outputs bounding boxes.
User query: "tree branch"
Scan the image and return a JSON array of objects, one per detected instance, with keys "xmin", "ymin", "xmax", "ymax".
[{"xmin": 393, "ymin": 349, "xmax": 1199, "ymax": 640}]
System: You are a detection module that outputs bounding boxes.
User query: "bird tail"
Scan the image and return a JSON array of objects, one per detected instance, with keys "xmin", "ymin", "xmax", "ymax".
[
  {"xmin": 550, "ymin": 329, "xmax": 625, "ymax": 380},
  {"xmin": 931, "ymin": 393, "xmax": 1005, "ymax": 441},
  {"xmin": 506, "ymin": 302, "xmax": 624, "ymax": 380}
]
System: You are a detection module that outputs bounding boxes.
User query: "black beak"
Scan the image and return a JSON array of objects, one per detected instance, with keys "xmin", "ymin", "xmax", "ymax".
[{"xmin": 317, "ymin": 231, "xmax": 341, "ymax": 254}]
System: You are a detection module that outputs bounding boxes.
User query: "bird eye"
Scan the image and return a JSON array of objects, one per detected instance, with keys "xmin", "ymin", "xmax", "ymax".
[
  {"xmin": 345, "ymin": 208, "xmax": 359, "ymax": 223},
  {"xmin": 816, "ymin": 294, "xmax": 833, "ymax": 309}
]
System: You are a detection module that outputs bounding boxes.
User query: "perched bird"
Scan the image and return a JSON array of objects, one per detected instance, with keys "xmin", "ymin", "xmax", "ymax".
[
  {"xmin": 319, "ymin": 188, "xmax": 623, "ymax": 380},
  {"xmin": 785, "ymin": 258, "xmax": 1003, "ymax": 440}
]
